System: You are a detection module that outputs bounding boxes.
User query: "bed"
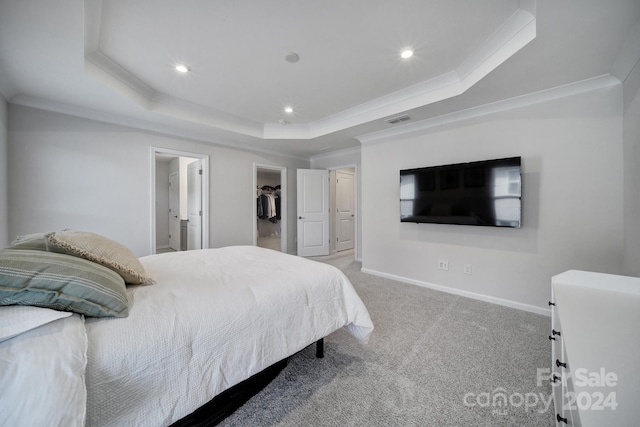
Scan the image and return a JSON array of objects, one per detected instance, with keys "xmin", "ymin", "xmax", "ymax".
[{"xmin": 0, "ymin": 231, "xmax": 374, "ymax": 427}]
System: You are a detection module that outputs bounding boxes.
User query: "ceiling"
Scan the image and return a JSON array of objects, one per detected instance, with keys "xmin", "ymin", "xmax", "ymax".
[{"xmin": 0, "ymin": 0, "xmax": 639, "ymax": 158}]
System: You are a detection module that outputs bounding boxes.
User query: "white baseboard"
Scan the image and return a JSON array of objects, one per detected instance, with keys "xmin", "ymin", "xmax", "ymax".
[{"xmin": 360, "ymin": 267, "xmax": 551, "ymax": 317}]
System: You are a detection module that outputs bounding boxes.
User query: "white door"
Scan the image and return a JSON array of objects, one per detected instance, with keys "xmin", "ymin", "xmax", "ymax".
[
  {"xmin": 335, "ymin": 170, "xmax": 355, "ymax": 252},
  {"xmin": 187, "ymin": 160, "xmax": 202, "ymax": 250},
  {"xmin": 297, "ymin": 169, "xmax": 329, "ymax": 257},
  {"xmin": 168, "ymin": 172, "xmax": 180, "ymax": 251}
]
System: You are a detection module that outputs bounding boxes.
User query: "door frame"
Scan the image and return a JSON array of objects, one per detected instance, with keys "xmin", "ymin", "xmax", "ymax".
[
  {"xmin": 151, "ymin": 147, "xmax": 210, "ymax": 254},
  {"xmin": 333, "ymin": 168, "xmax": 356, "ymax": 253},
  {"xmin": 253, "ymin": 163, "xmax": 287, "ymax": 254},
  {"xmin": 327, "ymin": 164, "xmax": 358, "ymax": 256},
  {"xmin": 168, "ymin": 171, "xmax": 180, "ymax": 251},
  {"xmin": 187, "ymin": 159, "xmax": 203, "ymax": 250}
]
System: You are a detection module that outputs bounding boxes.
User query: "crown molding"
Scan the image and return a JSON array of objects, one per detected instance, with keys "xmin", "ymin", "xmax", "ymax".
[
  {"xmin": 83, "ymin": 0, "xmax": 102, "ymax": 54},
  {"xmin": 85, "ymin": 51, "xmax": 156, "ymax": 107},
  {"xmin": 611, "ymin": 18, "xmax": 640, "ymax": 84},
  {"xmin": 263, "ymin": 122, "xmax": 312, "ymax": 139},
  {"xmin": 276, "ymin": 6, "xmax": 536, "ymax": 139},
  {"xmin": 85, "ymin": 52, "xmax": 266, "ymax": 138},
  {"xmin": 456, "ymin": 8, "xmax": 536, "ymax": 91},
  {"xmin": 150, "ymin": 93, "xmax": 264, "ymax": 138},
  {"xmin": 9, "ymin": 94, "xmax": 310, "ymax": 162},
  {"xmin": 310, "ymin": 145, "xmax": 361, "ymax": 163},
  {"xmin": 84, "ymin": 0, "xmax": 537, "ymax": 141},
  {"xmin": 356, "ymin": 74, "xmax": 621, "ymax": 145}
]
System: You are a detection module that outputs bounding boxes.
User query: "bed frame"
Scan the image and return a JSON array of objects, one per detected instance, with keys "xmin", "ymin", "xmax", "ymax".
[{"xmin": 170, "ymin": 338, "xmax": 324, "ymax": 426}]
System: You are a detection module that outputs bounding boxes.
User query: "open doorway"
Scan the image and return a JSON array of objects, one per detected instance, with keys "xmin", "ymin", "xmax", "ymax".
[
  {"xmin": 254, "ymin": 163, "xmax": 287, "ymax": 253},
  {"xmin": 151, "ymin": 148, "xmax": 209, "ymax": 255}
]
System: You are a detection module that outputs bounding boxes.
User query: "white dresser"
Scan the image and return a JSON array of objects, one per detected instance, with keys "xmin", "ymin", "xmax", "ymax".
[{"xmin": 551, "ymin": 270, "xmax": 640, "ymax": 426}]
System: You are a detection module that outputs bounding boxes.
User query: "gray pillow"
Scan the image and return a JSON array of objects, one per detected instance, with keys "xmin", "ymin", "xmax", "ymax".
[{"xmin": 0, "ymin": 249, "xmax": 129, "ymax": 318}]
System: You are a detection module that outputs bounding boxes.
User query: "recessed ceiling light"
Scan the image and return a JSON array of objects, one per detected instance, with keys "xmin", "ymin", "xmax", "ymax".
[
  {"xmin": 175, "ymin": 64, "xmax": 191, "ymax": 73},
  {"xmin": 400, "ymin": 49, "xmax": 414, "ymax": 59},
  {"xmin": 284, "ymin": 106, "xmax": 293, "ymax": 114}
]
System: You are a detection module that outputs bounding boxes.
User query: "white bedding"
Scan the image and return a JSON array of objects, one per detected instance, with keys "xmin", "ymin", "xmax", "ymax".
[
  {"xmin": 83, "ymin": 246, "xmax": 373, "ymax": 426},
  {"xmin": 0, "ymin": 313, "xmax": 87, "ymax": 427}
]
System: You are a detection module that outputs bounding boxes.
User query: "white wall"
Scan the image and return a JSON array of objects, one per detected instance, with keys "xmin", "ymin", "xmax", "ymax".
[
  {"xmin": 360, "ymin": 83, "xmax": 624, "ymax": 312},
  {"xmin": 0, "ymin": 95, "xmax": 7, "ymax": 246},
  {"xmin": 7, "ymin": 105, "xmax": 309, "ymax": 256},
  {"xmin": 623, "ymin": 59, "xmax": 640, "ymax": 276},
  {"xmin": 311, "ymin": 147, "xmax": 362, "ymax": 260}
]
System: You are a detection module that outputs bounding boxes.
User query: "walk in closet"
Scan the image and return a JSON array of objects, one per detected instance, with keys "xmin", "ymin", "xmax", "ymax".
[{"xmin": 256, "ymin": 168, "xmax": 282, "ymax": 251}]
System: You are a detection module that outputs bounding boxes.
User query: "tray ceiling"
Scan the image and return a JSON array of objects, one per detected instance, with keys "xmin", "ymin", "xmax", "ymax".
[{"xmin": 0, "ymin": 0, "xmax": 638, "ymax": 157}]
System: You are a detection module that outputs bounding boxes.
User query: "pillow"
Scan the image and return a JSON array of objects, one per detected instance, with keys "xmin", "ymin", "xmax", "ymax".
[
  {"xmin": 45, "ymin": 230, "xmax": 154, "ymax": 285},
  {"xmin": 0, "ymin": 305, "xmax": 72, "ymax": 342},
  {"xmin": 8, "ymin": 232, "xmax": 48, "ymax": 251},
  {"xmin": 0, "ymin": 249, "xmax": 129, "ymax": 317}
]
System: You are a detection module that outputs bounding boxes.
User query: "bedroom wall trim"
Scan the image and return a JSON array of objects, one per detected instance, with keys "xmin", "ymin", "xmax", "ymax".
[
  {"xmin": 151, "ymin": 147, "xmax": 210, "ymax": 254},
  {"xmin": 9, "ymin": 95, "xmax": 310, "ymax": 163},
  {"xmin": 361, "ymin": 267, "xmax": 551, "ymax": 317},
  {"xmin": 356, "ymin": 74, "xmax": 620, "ymax": 146},
  {"xmin": 309, "ymin": 146, "xmax": 361, "ymax": 163}
]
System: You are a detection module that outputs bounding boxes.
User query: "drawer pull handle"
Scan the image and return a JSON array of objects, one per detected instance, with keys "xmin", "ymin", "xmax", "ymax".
[
  {"xmin": 552, "ymin": 329, "xmax": 561, "ymax": 336},
  {"xmin": 549, "ymin": 335, "xmax": 555, "ymax": 341},
  {"xmin": 557, "ymin": 413, "xmax": 568, "ymax": 424},
  {"xmin": 556, "ymin": 359, "xmax": 567, "ymax": 369},
  {"xmin": 549, "ymin": 301, "xmax": 556, "ymax": 306}
]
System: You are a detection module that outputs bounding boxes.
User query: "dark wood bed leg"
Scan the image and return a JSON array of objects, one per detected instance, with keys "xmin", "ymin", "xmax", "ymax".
[{"xmin": 315, "ymin": 338, "xmax": 324, "ymax": 358}]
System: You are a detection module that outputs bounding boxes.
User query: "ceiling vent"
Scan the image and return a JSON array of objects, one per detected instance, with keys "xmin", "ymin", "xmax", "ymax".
[{"xmin": 385, "ymin": 114, "xmax": 412, "ymax": 125}]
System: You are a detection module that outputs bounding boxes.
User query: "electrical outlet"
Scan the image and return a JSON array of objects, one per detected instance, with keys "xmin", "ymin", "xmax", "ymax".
[
  {"xmin": 438, "ymin": 260, "xmax": 449, "ymax": 271},
  {"xmin": 464, "ymin": 264, "xmax": 472, "ymax": 275}
]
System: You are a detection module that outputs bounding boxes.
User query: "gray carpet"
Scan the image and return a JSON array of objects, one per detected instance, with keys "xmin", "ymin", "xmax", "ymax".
[{"xmin": 219, "ymin": 253, "xmax": 555, "ymax": 426}]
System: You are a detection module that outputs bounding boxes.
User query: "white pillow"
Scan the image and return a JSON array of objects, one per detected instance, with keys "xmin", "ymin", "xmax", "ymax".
[
  {"xmin": 0, "ymin": 314, "xmax": 87, "ymax": 427},
  {"xmin": 0, "ymin": 305, "xmax": 72, "ymax": 342}
]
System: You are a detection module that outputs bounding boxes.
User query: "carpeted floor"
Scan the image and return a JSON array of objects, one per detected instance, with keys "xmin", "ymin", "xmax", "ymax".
[{"xmin": 219, "ymin": 252, "xmax": 555, "ymax": 426}]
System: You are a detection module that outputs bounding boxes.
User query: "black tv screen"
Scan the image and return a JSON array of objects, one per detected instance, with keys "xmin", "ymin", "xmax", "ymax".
[{"xmin": 400, "ymin": 157, "xmax": 521, "ymax": 228}]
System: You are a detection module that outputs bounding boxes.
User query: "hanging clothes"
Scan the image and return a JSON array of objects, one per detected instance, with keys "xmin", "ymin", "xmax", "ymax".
[
  {"xmin": 257, "ymin": 186, "xmax": 279, "ymax": 222},
  {"xmin": 257, "ymin": 187, "xmax": 264, "ymax": 218},
  {"xmin": 275, "ymin": 189, "xmax": 281, "ymax": 220}
]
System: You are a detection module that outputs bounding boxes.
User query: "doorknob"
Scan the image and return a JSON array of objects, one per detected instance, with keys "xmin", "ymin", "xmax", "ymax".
[
  {"xmin": 298, "ymin": 216, "xmax": 304, "ymax": 219},
  {"xmin": 173, "ymin": 215, "xmax": 178, "ymax": 218}
]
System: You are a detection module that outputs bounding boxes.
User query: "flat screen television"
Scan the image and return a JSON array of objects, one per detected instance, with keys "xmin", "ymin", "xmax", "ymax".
[{"xmin": 400, "ymin": 157, "xmax": 521, "ymax": 228}]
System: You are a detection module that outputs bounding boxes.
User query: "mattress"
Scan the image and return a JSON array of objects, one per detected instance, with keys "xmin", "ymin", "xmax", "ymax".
[{"xmin": 83, "ymin": 246, "xmax": 374, "ymax": 426}]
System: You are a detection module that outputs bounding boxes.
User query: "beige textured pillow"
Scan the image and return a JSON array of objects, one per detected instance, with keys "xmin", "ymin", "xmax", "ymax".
[{"xmin": 45, "ymin": 230, "xmax": 154, "ymax": 285}]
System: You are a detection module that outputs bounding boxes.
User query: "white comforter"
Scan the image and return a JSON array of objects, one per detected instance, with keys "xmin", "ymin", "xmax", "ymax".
[
  {"xmin": 0, "ymin": 246, "xmax": 372, "ymax": 427},
  {"xmin": 83, "ymin": 246, "xmax": 373, "ymax": 426}
]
